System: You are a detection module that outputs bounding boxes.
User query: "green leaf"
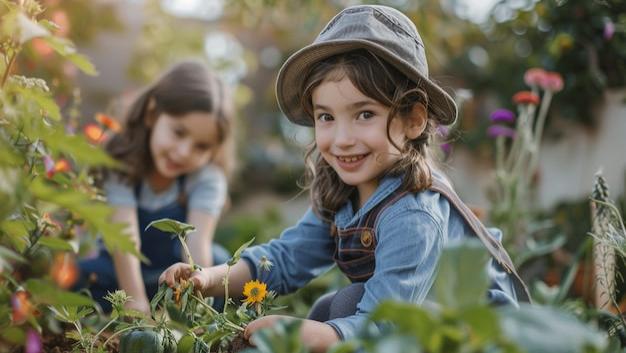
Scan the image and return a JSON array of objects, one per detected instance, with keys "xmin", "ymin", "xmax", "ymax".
[
  {"xmin": 37, "ymin": 237, "xmax": 75, "ymax": 251},
  {"xmin": 0, "ymin": 219, "xmax": 32, "ymax": 253},
  {"xmin": 430, "ymin": 239, "xmax": 490, "ymax": 308},
  {"xmin": 14, "ymin": 86, "xmax": 61, "ymax": 120},
  {"xmin": 499, "ymin": 304, "xmax": 608, "ymax": 353},
  {"xmin": 227, "ymin": 237, "xmax": 255, "ymax": 266},
  {"xmin": 0, "ymin": 245, "xmax": 25, "ymax": 272},
  {"xmin": 25, "ymin": 279, "xmax": 93, "ymax": 306},
  {"xmin": 457, "ymin": 305, "xmax": 500, "ymax": 345},
  {"xmin": 370, "ymin": 301, "xmax": 436, "ymax": 345},
  {"xmin": 66, "ymin": 52, "xmax": 98, "ymax": 76},
  {"xmin": 146, "ymin": 218, "xmax": 196, "ymax": 236}
]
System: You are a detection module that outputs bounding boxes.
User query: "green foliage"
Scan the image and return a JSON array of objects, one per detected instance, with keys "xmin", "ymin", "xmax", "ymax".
[{"xmin": 0, "ymin": 1, "xmax": 143, "ymax": 350}]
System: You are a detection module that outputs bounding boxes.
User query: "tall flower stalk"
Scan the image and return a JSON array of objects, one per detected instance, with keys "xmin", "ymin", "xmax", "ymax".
[
  {"xmin": 589, "ymin": 172, "xmax": 626, "ymax": 332},
  {"xmin": 488, "ymin": 68, "xmax": 563, "ymax": 255}
]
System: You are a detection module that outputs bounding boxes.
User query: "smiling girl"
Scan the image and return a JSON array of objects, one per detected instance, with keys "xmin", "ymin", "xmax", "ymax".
[
  {"xmin": 76, "ymin": 60, "xmax": 234, "ymax": 313},
  {"xmin": 160, "ymin": 6, "xmax": 529, "ymax": 352}
]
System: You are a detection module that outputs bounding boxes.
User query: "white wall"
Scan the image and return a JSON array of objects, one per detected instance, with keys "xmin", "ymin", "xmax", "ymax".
[{"xmin": 447, "ymin": 89, "xmax": 626, "ymax": 210}]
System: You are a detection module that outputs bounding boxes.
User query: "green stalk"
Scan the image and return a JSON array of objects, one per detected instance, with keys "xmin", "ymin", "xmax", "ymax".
[
  {"xmin": 178, "ymin": 231, "xmax": 195, "ymax": 269},
  {"xmin": 1, "ymin": 51, "xmax": 17, "ymax": 89},
  {"xmin": 223, "ymin": 265, "xmax": 232, "ymax": 314}
]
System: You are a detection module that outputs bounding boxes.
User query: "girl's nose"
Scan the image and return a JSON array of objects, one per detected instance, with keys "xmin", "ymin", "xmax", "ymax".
[
  {"xmin": 176, "ymin": 140, "xmax": 193, "ymax": 159},
  {"xmin": 333, "ymin": 123, "xmax": 355, "ymax": 148}
]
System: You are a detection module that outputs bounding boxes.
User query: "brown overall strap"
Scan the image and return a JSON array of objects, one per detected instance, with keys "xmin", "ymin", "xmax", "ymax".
[{"xmin": 430, "ymin": 177, "xmax": 532, "ymax": 303}]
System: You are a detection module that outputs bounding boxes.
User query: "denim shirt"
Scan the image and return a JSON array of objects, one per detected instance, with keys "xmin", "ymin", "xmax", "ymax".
[{"xmin": 242, "ymin": 174, "xmax": 500, "ymax": 340}]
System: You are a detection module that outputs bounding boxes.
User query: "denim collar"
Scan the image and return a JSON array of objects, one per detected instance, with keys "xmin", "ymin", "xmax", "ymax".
[{"xmin": 334, "ymin": 174, "xmax": 403, "ymax": 228}]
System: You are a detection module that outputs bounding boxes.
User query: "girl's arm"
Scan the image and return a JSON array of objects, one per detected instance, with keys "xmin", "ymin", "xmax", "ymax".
[
  {"xmin": 184, "ymin": 210, "xmax": 218, "ymax": 267},
  {"xmin": 110, "ymin": 206, "xmax": 150, "ymax": 313}
]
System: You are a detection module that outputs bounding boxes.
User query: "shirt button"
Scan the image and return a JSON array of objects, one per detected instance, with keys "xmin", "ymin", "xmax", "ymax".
[{"xmin": 360, "ymin": 230, "xmax": 373, "ymax": 248}]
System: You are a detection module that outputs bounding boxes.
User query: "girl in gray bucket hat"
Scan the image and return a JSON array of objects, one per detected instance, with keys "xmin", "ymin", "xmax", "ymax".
[{"xmin": 160, "ymin": 5, "xmax": 529, "ymax": 351}]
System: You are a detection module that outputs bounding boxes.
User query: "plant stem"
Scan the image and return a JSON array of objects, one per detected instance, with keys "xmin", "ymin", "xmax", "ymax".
[
  {"xmin": 223, "ymin": 265, "xmax": 231, "ymax": 314},
  {"xmin": 1, "ymin": 51, "xmax": 16, "ymax": 89},
  {"xmin": 89, "ymin": 317, "xmax": 116, "ymax": 353},
  {"xmin": 178, "ymin": 231, "xmax": 195, "ymax": 269}
]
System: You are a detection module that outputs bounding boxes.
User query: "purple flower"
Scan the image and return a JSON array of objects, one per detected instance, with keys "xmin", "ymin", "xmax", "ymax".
[
  {"xmin": 440, "ymin": 143, "xmax": 452, "ymax": 155},
  {"xmin": 489, "ymin": 109, "xmax": 515, "ymax": 123},
  {"xmin": 604, "ymin": 20, "xmax": 615, "ymax": 40},
  {"xmin": 487, "ymin": 125, "xmax": 516, "ymax": 138},
  {"xmin": 436, "ymin": 125, "xmax": 450, "ymax": 137},
  {"xmin": 25, "ymin": 329, "xmax": 42, "ymax": 353}
]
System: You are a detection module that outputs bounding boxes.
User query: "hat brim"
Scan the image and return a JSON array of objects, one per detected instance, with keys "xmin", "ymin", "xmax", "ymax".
[{"xmin": 276, "ymin": 39, "xmax": 458, "ymax": 127}]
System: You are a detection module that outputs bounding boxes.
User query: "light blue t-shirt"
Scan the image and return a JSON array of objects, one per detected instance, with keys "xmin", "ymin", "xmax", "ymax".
[{"xmin": 103, "ymin": 164, "xmax": 227, "ymax": 215}]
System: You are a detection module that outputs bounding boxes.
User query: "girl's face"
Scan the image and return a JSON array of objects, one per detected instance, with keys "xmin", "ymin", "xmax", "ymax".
[
  {"xmin": 313, "ymin": 76, "xmax": 413, "ymax": 205},
  {"xmin": 149, "ymin": 111, "xmax": 219, "ymax": 182}
]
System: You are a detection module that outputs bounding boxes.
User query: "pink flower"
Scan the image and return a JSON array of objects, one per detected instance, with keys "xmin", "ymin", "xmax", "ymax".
[
  {"xmin": 542, "ymin": 72, "xmax": 564, "ymax": 92},
  {"xmin": 604, "ymin": 20, "xmax": 615, "ymax": 41},
  {"xmin": 524, "ymin": 68, "xmax": 548, "ymax": 87},
  {"xmin": 25, "ymin": 329, "xmax": 42, "ymax": 353}
]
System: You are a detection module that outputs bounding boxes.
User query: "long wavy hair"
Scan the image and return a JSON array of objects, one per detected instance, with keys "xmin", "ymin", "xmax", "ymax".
[
  {"xmin": 106, "ymin": 60, "xmax": 235, "ymax": 184},
  {"xmin": 300, "ymin": 50, "xmax": 441, "ymax": 222}
]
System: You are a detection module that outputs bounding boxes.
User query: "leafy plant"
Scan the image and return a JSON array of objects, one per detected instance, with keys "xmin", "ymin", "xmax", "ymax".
[{"xmin": 0, "ymin": 0, "xmax": 139, "ymax": 350}]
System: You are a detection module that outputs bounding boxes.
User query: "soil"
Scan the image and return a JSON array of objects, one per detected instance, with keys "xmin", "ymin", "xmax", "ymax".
[
  {"xmin": 209, "ymin": 332, "xmax": 252, "ymax": 353},
  {"xmin": 39, "ymin": 331, "xmax": 120, "ymax": 353}
]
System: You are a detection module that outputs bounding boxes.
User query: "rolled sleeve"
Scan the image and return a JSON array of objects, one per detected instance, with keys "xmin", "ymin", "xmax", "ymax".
[
  {"xmin": 327, "ymin": 206, "xmax": 445, "ymax": 340},
  {"xmin": 241, "ymin": 208, "xmax": 336, "ymax": 295},
  {"xmin": 187, "ymin": 165, "xmax": 227, "ymax": 215}
]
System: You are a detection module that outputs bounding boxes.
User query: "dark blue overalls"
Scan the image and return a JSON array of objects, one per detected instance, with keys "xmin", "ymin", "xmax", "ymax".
[{"xmin": 76, "ymin": 177, "xmax": 230, "ymax": 312}]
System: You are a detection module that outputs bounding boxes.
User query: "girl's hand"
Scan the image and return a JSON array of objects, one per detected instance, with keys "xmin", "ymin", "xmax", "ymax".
[
  {"xmin": 158, "ymin": 262, "xmax": 213, "ymax": 295},
  {"xmin": 243, "ymin": 315, "xmax": 292, "ymax": 341},
  {"xmin": 244, "ymin": 316, "xmax": 340, "ymax": 353}
]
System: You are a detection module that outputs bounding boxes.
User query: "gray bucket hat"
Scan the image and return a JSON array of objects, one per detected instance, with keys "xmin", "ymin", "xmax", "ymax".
[{"xmin": 276, "ymin": 5, "xmax": 458, "ymax": 127}]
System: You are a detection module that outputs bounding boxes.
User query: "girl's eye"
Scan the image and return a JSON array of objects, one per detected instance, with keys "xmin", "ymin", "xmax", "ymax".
[
  {"xmin": 358, "ymin": 111, "xmax": 375, "ymax": 120},
  {"xmin": 173, "ymin": 129, "xmax": 185, "ymax": 138},
  {"xmin": 195, "ymin": 143, "xmax": 211, "ymax": 152},
  {"xmin": 316, "ymin": 113, "xmax": 333, "ymax": 122}
]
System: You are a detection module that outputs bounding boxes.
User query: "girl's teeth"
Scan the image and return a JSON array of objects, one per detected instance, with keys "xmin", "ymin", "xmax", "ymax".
[{"xmin": 339, "ymin": 155, "xmax": 364, "ymax": 162}]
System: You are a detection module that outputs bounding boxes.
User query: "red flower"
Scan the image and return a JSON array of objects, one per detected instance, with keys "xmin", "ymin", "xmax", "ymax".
[
  {"xmin": 83, "ymin": 123, "xmax": 105, "ymax": 144},
  {"xmin": 523, "ymin": 68, "xmax": 547, "ymax": 87},
  {"xmin": 512, "ymin": 91, "xmax": 540, "ymax": 106},
  {"xmin": 30, "ymin": 38, "xmax": 53, "ymax": 57},
  {"xmin": 542, "ymin": 72, "xmax": 564, "ymax": 92},
  {"xmin": 50, "ymin": 253, "xmax": 79, "ymax": 289},
  {"xmin": 95, "ymin": 113, "xmax": 122, "ymax": 133}
]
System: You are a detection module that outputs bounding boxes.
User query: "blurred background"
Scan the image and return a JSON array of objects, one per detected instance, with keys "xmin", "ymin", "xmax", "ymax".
[{"xmin": 19, "ymin": 0, "xmax": 626, "ymax": 269}]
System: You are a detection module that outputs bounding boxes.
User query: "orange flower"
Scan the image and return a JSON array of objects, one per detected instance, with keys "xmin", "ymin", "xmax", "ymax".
[
  {"xmin": 11, "ymin": 291, "xmax": 35, "ymax": 324},
  {"xmin": 512, "ymin": 91, "xmax": 540, "ymax": 106},
  {"xmin": 50, "ymin": 253, "xmax": 78, "ymax": 289},
  {"xmin": 83, "ymin": 123, "xmax": 105, "ymax": 144},
  {"xmin": 54, "ymin": 159, "xmax": 71, "ymax": 173},
  {"xmin": 95, "ymin": 113, "xmax": 122, "ymax": 133}
]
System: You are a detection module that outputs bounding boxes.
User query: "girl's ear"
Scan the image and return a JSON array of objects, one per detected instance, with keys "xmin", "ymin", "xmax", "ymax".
[
  {"xmin": 144, "ymin": 97, "xmax": 158, "ymax": 128},
  {"xmin": 404, "ymin": 103, "xmax": 428, "ymax": 140}
]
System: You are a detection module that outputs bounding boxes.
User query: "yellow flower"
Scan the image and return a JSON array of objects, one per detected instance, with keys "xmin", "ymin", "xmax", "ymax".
[{"xmin": 242, "ymin": 280, "xmax": 267, "ymax": 305}]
